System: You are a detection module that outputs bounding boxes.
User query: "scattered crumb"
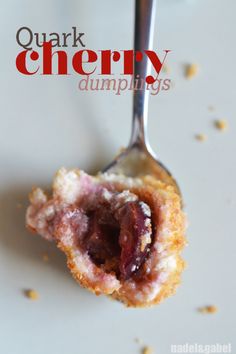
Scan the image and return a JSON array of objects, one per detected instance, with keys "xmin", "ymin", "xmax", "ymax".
[
  {"xmin": 185, "ymin": 63, "xmax": 199, "ymax": 79},
  {"xmin": 214, "ymin": 119, "xmax": 228, "ymax": 131},
  {"xmin": 198, "ymin": 305, "xmax": 218, "ymax": 314},
  {"xmin": 195, "ymin": 134, "xmax": 207, "ymax": 142},
  {"xmin": 24, "ymin": 289, "xmax": 39, "ymax": 300},
  {"xmin": 162, "ymin": 64, "xmax": 170, "ymax": 74},
  {"xmin": 16, "ymin": 203, "xmax": 23, "ymax": 209},
  {"xmin": 42, "ymin": 253, "xmax": 49, "ymax": 262},
  {"xmin": 208, "ymin": 105, "xmax": 215, "ymax": 112},
  {"xmin": 142, "ymin": 346, "xmax": 153, "ymax": 354}
]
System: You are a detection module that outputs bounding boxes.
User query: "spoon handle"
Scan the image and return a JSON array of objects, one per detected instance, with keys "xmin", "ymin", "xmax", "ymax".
[{"xmin": 129, "ymin": 0, "xmax": 156, "ymax": 149}]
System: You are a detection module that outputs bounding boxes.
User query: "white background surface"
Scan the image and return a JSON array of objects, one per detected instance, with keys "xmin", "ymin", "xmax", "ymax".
[{"xmin": 0, "ymin": 1, "xmax": 235, "ymax": 353}]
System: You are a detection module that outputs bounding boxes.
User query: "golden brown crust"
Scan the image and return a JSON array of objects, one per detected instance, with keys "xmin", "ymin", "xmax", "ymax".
[
  {"xmin": 57, "ymin": 242, "xmax": 113, "ymax": 296},
  {"xmin": 110, "ymin": 257, "xmax": 185, "ymax": 307}
]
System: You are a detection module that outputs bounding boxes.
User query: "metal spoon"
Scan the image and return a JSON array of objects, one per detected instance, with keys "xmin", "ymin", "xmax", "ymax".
[{"xmin": 103, "ymin": 0, "xmax": 181, "ymax": 197}]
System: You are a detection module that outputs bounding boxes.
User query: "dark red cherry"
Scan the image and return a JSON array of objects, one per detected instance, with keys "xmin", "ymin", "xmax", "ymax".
[{"xmin": 117, "ymin": 201, "xmax": 152, "ymax": 280}]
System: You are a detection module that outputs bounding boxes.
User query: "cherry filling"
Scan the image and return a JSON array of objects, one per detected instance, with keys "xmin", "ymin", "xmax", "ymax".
[
  {"xmin": 82, "ymin": 200, "xmax": 152, "ymax": 280},
  {"xmin": 85, "ymin": 209, "xmax": 121, "ymax": 272},
  {"xmin": 53, "ymin": 198, "xmax": 153, "ymax": 281}
]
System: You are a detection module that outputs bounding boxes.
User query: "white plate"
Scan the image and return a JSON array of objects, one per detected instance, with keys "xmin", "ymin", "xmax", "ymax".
[{"xmin": 0, "ymin": 1, "xmax": 235, "ymax": 353}]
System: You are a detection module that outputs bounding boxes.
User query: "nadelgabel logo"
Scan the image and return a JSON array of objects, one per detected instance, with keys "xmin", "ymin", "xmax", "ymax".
[{"xmin": 15, "ymin": 26, "xmax": 171, "ymax": 95}]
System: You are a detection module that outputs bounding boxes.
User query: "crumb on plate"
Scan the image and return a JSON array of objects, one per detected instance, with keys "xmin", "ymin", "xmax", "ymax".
[
  {"xmin": 198, "ymin": 305, "xmax": 218, "ymax": 314},
  {"xmin": 195, "ymin": 134, "xmax": 207, "ymax": 142},
  {"xmin": 214, "ymin": 120, "xmax": 228, "ymax": 131},
  {"xmin": 24, "ymin": 289, "xmax": 39, "ymax": 300},
  {"xmin": 185, "ymin": 63, "xmax": 199, "ymax": 79},
  {"xmin": 142, "ymin": 346, "xmax": 153, "ymax": 354}
]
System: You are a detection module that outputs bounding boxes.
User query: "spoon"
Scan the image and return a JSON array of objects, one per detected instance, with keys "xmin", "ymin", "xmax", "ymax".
[{"xmin": 103, "ymin": 0, "xmax": 181, "ymax": 198}]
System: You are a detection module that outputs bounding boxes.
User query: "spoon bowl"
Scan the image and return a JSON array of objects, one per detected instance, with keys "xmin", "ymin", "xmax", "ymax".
[{"xmin": 103, "ymin": 144, "xmax": 181, "ymax": 197}]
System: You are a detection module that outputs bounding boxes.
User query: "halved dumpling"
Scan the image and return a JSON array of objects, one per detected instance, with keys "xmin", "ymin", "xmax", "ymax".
[{"xmin": 26, "ymin": 168, "xmax": 186, "ymax": 307}]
